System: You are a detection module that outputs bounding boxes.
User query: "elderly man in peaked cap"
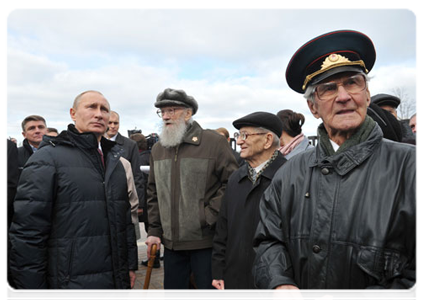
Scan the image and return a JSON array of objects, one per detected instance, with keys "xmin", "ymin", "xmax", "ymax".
[
  {"xmin": 253, "ymin": 30, "xmax": 415, "ymax": 289},
  {"xmin": 145, "ymin": 88, "xmax": 238, "ymax": 289},
  {"xmin": 211, "ymin": 112, "xmax": 287, "ymax": 289}
]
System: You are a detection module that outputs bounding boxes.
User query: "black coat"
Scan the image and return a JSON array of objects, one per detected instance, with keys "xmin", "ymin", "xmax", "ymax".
[
  {"xmin": 9, "ymin": 125, "xmax": 138, "ymax": 289},
  {"xmin": 17, "ymin": 138, "xmax": 34, "ymax": 179},
  {"xmin": 7, "ymin": 139, "xmax": 19, "ymax": 288},
  {"xmin": 114, "ymin": 133, "xmax": 144, "ymax": 204},
  {"xmin": 138, "ymin": 150, "xmax": 150, "ymax": 223},
  {"xmin": 253, "ymin": 125, "xmax": 415, "ymax": 289},
  {"xmin": 212, "ymin": 152, "xmax": 286, "ymax": 289}
]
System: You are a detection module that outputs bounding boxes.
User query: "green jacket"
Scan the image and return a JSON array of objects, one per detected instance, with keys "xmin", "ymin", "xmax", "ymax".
[{"xmin": 147, "ymin": 121, "xmax": 238, "ymax": 250}]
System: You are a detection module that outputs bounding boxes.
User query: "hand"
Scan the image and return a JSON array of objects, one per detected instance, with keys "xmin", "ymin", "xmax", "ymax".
[
  {"xmin": 145, "ymin": 236, "xmax": 161, "ymax": 259},
  {"xmin": 315, "ymin": 295, "xmax": 333, "ymax": 300},
  {"xmin": 272, "ymin": 284, "xmax": 304, "ymax": 300},
  {"xmin": 129, "ymin": 270, "xmax": 136, "ymax": 289},
  {"xmin": 212, "ymin": 279, "xmax": 225, "ymax": 290}
]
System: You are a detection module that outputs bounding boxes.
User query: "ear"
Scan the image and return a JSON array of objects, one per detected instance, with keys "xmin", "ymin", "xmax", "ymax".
[
  {"xmin": 263, "ymin": 133, "xmax": 273, "ymax": 150},
  {"xmin": 307, "ymin": 100, "xmax": 320, "ymax": 119},
  {"xmin": 21, "ymin": 131, "xmax": 26, "ymax": 138},
  {"xmin": 184, "ymin": 109, "xmax": 193, "ymax": 122},
  {"xmin": 70, "ymin": 107, "xmax": 77, "ymax": 122},
  {"xmin": 365, "ymin": 88, "xmax": 371, "ymax": 107}
]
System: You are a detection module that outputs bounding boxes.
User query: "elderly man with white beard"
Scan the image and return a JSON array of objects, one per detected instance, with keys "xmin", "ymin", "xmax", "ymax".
[{"xmin": 145, "ymin": 88, "xmax": 238, "ymax": 289}]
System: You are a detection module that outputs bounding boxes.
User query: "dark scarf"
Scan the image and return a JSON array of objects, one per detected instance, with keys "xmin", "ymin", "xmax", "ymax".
[
  {"xmin": 318, "ymin": 115, "xmax": 376, "ymax": 156},
  {"xmin": 247, "ymin": 150, "xmax": 279, "ymax": 183}
]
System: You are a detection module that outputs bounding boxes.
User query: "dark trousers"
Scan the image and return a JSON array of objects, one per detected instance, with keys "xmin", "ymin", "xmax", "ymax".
[{"xmin": 163, "ymin": 247, "xmax": 213, "ymax": 289}]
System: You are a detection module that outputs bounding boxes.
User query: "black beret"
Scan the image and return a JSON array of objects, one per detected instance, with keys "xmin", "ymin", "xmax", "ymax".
[
  {"xmin": 233, "ymin": 112, "xmax": 283, "ymax": 138},
  {"xmin": 286, "ymin": 30, "xmax": 376, "ymax": 94},
  {"xmin": 371, "ymin": 93, "xmax": 401, "ymax": 108},
  {"xmin": 155, "ymin": 88, "xmax": 198, "ymax": 115}
]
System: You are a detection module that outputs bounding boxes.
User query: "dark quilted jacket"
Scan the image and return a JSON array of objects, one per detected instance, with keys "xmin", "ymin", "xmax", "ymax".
[{"xmin": 9, "ymin": 124, "xmax": 138, "ymax": 289}]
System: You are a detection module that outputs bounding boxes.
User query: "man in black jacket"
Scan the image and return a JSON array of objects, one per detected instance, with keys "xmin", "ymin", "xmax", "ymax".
[
  {"xmin": 17, "ymin": 115, "xmax": 47, "ymax": 178},
  {"xmin": 253, "ymin": 30, "xmax": 415, "ymax": 289},
  {"xmin": 7, "ymin": 139, "xmax": 19, "ymax": 288},
  {"xmin": 105, "ymin": 111, "xmax": 144, "ymax": 209},
  {"xmin": 9, "ymin": 90, "xmax": 138, "ymax": 289},
  {"xmin": 212, "ymin": 112, "xmax": 286, "ymax": 289}
]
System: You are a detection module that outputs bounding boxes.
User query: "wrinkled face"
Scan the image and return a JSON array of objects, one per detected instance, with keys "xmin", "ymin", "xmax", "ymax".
[
  {"xmin": 107, "ymin": 112, "xmax": 120, "ymax": 137},
  {"xmin": 307, "ymin": 72, "xmax": 370, "ymax": 139},
  {"xmin": 159, "ymin": 106, "xmax": 191, "ymax": 126},
  {"xmin": 22, "ymin": 120, "xmax": 47, "ymax": 147},
  {"xmin": 236, "ymin": 126, "xmax": 268, "ymax": 160},
  {"xmin": 70, "ymin": 92, "xmax": 110, "ymax": 136},
  {"xmin": 409, "ymin": 115, "xmax": 416, "ymax": 134}
]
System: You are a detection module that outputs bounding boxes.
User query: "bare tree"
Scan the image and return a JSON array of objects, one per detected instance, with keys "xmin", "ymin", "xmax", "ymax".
[{"xmin": 391, "ymin": 87, "xmax": 416, "ymax": 120}]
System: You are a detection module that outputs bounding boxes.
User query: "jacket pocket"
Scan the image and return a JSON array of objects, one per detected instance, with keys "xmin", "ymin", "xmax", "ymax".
[
  {"xmin": 63, "ymin": 239, "xmax": 76, "ymax": 285},
  {"xmin": 357, "ymin": 247, "xmax": 408, "ymax": 284}
]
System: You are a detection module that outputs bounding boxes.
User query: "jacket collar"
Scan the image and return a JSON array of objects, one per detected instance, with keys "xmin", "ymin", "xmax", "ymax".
[
  {"xmin": 309, "ymin": 124, "xmax": 383, "ymax": 176},
  {"xmin": 237, "ymin": 151, "xmax": 286, "ymax": 183},
  {"xmin": 181, "ymin": 121, "xmax": 203, "ymax": 146},
  {"xmin": 40, "ymin": 124, "xmax": 117, "ymax": 154}
]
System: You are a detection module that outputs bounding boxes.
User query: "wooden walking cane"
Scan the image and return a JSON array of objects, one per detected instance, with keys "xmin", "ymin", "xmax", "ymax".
[{"xmin": 143, "ymin": 243, "xmax": 157, "ymax": 289}]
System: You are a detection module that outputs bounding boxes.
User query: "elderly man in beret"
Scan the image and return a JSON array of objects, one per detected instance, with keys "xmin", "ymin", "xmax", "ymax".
[
  {"xmin": 211, "ymin": 112, "xmax": 286, "ymax": 289},
  {"xmin": 145, "ymin": 88, "xmax": 238, "ymax": 289},
  {"xmin": 253, "ymin": 30, "xmax": 415, "ymax": 289}
]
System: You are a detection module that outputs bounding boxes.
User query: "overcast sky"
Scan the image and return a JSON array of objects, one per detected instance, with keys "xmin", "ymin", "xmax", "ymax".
[{"xmin": 5, "ymin": 6, "xmax": 418, "ymax": 146}]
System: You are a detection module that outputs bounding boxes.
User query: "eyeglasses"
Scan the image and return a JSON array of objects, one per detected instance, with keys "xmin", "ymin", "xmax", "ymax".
[
  {"xmin": 157, "ymin": 107, "xmax": 185, "ymax": 118},
  {"xmin": 234, "ymin": 131, "xmax": 267, "ymax": 141},
  {"xmin": 314, "ymin": 74, "xmax": 367, "ymax": 101}
]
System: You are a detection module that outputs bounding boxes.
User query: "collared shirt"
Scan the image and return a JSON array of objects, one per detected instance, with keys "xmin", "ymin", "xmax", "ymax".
[
  {"xmin": 108, "ymin": 134, "xmax": 118, "ymax": 142},
  {"xmin": 329, "ymin": 139, "xmax": 340, "ymax": 152},
  {"xmin": 30, "ymin": 144, "xmax": 38, "ymax": 153}
]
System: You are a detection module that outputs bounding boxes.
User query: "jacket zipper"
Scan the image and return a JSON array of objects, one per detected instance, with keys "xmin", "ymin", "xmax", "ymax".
[{"xmin": 171, "ymin": 146, "xmax": 179, "ymax": 241}]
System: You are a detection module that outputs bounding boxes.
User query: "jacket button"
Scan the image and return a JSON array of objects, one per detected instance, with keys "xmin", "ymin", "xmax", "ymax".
[
  {"xmin": 312, "ymin": 245, "xmax": 321, "ymax": 253},
  {"xmin": 305, "ymin": 192, "xmax": 310, "ymax": 198},
  {"xmin": 321, "ymin": 168, "xmax": 330, "ymax": 175}
]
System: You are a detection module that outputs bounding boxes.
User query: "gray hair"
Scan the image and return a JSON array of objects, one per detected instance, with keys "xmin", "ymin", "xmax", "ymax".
[
  {"xmin": 256, "ymin": 127, "xmax": 280, "ymax": 148},
  {"xmin": 304, "ymin": 71, "xmax": 370, "ymax": 104}
]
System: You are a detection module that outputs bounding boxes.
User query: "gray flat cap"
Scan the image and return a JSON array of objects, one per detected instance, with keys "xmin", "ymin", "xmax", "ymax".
[{"xmin": 155, "ymin": 88, "xmax": 198, "ymax": 115}]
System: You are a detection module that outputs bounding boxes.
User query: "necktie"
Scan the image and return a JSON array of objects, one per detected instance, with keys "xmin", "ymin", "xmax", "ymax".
[{"xmin": 97, "ymin": 149, "xmax": 105, "ymax": 167}]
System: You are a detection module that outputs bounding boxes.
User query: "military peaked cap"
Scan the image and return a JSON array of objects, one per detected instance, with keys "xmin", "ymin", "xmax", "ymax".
[{"xmin": 286, "ymin": 30, "xmax": 376, "ymax": 94}]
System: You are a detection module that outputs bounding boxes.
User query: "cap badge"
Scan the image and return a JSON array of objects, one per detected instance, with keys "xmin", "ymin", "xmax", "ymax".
[
  {"xmin": 192, "ymin": 137, "xmax": 198, "ymax": 142},
  {"xmin": 321, "ymin": 54, "xmax": 351, "ymax": 70},
  {"xmin": 302, "ymin": 54, "xmax": 368, "ymax": 91}
]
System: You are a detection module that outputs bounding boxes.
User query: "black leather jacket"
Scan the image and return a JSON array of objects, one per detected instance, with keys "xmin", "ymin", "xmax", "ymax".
[{"xmin": 253, "ymin": 125, "xmax": 415, "ymax": 289}]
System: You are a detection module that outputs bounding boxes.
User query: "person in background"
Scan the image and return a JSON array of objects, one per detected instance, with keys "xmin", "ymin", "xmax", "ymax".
[
  {"xmin": 253, "ymin": 30, "xmax": 415, "ymax": 289},
  {"xmin": 7, "ymin": 139, "xmax": 19, "ymax": 288},
  {"xmin": 276, "ymin": 109, "xmax": 313, "ymax": 159},
  {"xmin": 105, "ymin": 111, "xmax": 144, "ymax": 205},
  {"xmin": 371, "ymin": 93, "xmax": 415, "ymax": 143},
  {"xmin": 215, "ymin": 127, "xmax": 244, "ymax": 167},
  {"xmin": 9, "ymin": 90, "xmax": 138, "ymax": 289},
  {"xmin": 17, "ymin": 115, "xmax": 47, "ymax": 178},
  {"xmin": 367, "ymin": 102, "xmax": 403, "ymax": 142},
  {"xmin": 212, "ymin": 112, "xmax": 286, "ymax": 289},
  {"xmin": 409, "ymin": 113, "xmax": 416, "ymax": 135},
  {"xmin": 46, "ymin": 127, "xmax": 59, "ymax": 137},
  {"xmin": 130, "ymin": 132, "xmax": 161, "ymax": 268},
  {"xmin": 146, "ymin": 88, "xmax": 238, "ymax": 289}
]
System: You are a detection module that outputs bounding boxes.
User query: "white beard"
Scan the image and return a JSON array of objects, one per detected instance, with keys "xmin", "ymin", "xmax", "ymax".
[{"xmin": 159, "ymin": 116, "xmax": 189, "ymax": 148}]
